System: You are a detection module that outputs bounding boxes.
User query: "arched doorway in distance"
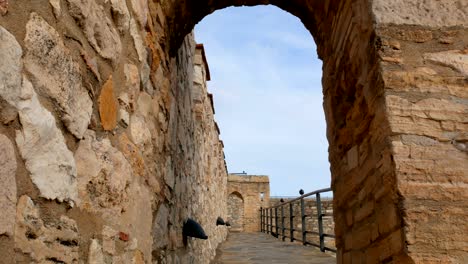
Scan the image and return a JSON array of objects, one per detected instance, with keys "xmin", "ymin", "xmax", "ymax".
[{"xmin": 227, "ymin": 191, "xmax": 244, "ymax": 232}]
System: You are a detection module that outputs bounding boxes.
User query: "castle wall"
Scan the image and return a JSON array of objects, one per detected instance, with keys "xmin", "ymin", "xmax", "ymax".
[{"xmin": 227, "ymin": 175, "xmax": 270, "ymax": 232}]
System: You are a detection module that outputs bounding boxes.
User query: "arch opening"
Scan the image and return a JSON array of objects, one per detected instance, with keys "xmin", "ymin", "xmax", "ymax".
[
  {"xmin": 227, "ymin": 191, "xmax": 245, "ymax": 232},
  {"xmin": 163, "ymin": 0, "xmax": 403, "ymax": 261}
]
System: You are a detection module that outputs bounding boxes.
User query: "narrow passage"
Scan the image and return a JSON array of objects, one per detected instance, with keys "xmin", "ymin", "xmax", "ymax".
[{"xmin": 212, "ymin": 233, "xmax": 336, "ymax": 264}]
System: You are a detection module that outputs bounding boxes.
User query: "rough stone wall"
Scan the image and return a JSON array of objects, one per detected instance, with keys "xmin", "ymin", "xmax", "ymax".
[
  {"xmin": 227, "ymin": 175, "xmax": 270, "ymax": 232},
  {"xmin": 269, "ymin": 198, "xmax": 335, "ymax": 248},
  {"xmin": 373, "ymin": 1, "xmax": 468, "ymax": 263},
  {"xmin": 0, "ymin": 1, "xmax": 227, "ymax": 263},
  {"xmin": 227, "ymin": 192, "xmax": 245, "ymax": 232}
]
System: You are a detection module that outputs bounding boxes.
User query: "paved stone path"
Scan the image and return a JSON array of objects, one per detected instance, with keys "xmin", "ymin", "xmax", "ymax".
[{"xmin": 212, "ymin": 233, "xmax": 336, "ymax": 264}]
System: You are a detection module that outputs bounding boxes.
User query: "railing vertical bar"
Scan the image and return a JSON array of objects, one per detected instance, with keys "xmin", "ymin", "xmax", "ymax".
[
  {"xmin": 270, "ymin": 208, "xmax": 273, "ymax": 235},
  {"xmin": 274, "ymin": 207, "xmax": 279, "ymax": 237},
  {"xmin": 316, "ymin": 193, "xmax": 325, "ymax": 252},
  {"xmin": 260, "ymin": 207, "xmax": 263, "ymax": 233},
  {"xmin": 301, "ymin": 197, "xmax": 306, "ymax": 245},
  {"xmin": 289, "ymin": 202, "xmax": 294, "ymax": 242},
  {"xmin": 281, "ymin": 205, "xmax": 285, "ymax": 241}
]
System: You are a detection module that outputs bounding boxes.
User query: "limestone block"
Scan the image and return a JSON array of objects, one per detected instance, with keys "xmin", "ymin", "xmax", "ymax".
[
  {"xmin": 0, "ymin": 97, "xmax": 17, "ymax": 124},
  {"xmin": 0, "ymin": 26, "xmax": 22, "ymax": 107},
  {"xmin": 67, "ymin": 0, "xmax": 122, "ymax": 61},
  {"xmin": 123, "ymin": 64, "xmax": 141, "ymax": 112},
  {"xmin": 137, "ymin": 92, "xmax": 153, "ymax": 118},
  {"xmin": 24, "ymin": 13, "xmax": 92, "ymax": 138},
  {"xmin": 81, "ymin": 50, "xmax": 101, "ymax": 82},
  {"xmin": 15, "ymin": 195, "xmax": 79, "ymax": 263},
  {"xmin": 16, "ymin": 77, "xmax": 78, "ymax": 204},
  {"xmin": 0, "ymin": 134, "xmax": 16, "ymax": 237},
  {"xmin": 152, "ymin": 204, "xmax": 169, "ymax": 249},
  {"xmin": 347, "ymin": 146, "xmax": 359, "ymax": 170},
  {"xmin": 75, "ymin": 130, "xmax": 132, "ymax": 220},
  {"xmin": 88, "ymin": 239, "xmax": 105, "ymax": 264},
  {"xmin": 130, "ymin": 114, "xmax": 152, "ymax": 148},
  {"xmin": 103, "ymin": 225, "xmax": 117, "ymax": 255},
  {"xmin": 164, "ymin": 158, "xmax": 175, "ymax": 188},
  {"xmin": 49, "ymin": 0, "xmax": 61, "ymax": 17},
  {"xmin": 117, "ymin": 133, "xmax": 145, "ymax": 177},
  {"xmin": 119, "ymin": 108, "xmax": 130, "ymax": 127},
  {"xmin": 130, "ymin": 0, "xmax": 148, "ymax": 27},
  {"xmin": 424, "ymin": 50, "xmax": 468, "ymax": 76},
  {"xmin": 110, "ymin": 0, "xmax": 130, "ymax": 32},
  {"xmin": 373, "ymin": 0, "xmax": 468, "ymax": 27},
  {"xmin": 130, "ymin": 18, "xmax": 147, "ymax": 63},
  {"xmin": 0, "ymin": 0, "xmax": 7, "ymax": 15},
  {"xmin": 99, "ymin": 76, "xmax": 118, "ymax": 131},
  {"xmin": 119, "ymin": 182, "xmax": 153, "ymax": 261}
]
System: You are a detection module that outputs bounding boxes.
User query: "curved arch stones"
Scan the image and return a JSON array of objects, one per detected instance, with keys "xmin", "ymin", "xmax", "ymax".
[{"xmin": 160, "ymin": 0, "xmax": 468, "ymax": 262}]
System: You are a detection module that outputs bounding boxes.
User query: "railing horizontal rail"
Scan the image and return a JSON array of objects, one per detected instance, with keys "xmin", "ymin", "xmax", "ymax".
[
  {"xmin": 263, "ymin": 187, "xmax": 332, "ymax": 209},
  {"xmin": 260, "ymin": 187, "xmax": 336, "ymax": 254}
]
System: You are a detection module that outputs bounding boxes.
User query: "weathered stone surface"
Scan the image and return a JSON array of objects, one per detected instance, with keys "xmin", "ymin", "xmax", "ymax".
[
  {"xmin": 130, "ymin": 114, "xmax": 152, "ymax": 148},
  {"xmin": 117, "ymin": 133, "xmax": 145, "ymax": 177},
  {"xmin": 119, "ymin": 108, "xmax": 130, "ymax": 127},
  {"xmin": 75, "ymin": 130, "xmax": 131, "ymax": 220},
  {"xmin": 0, "ymin": 0, "xmax": 7, "ymax": 15},
  {"xmin": 373, "ymin": 0, "xmax": 468, "ymax": 27},
  {"xmin": 152, "ymin": 204, "xmax": 169, "ymax": 249},
  {"xmin": 16, "ymin": 77, "xmax": 78, "ymax": 204},
  {"xmin": 81, "ymin": 50, "xmax": 101, "ymax": 82},
  {"xmin": 110, "ymin": 0, "xmax": 130, "ymax": 32},
  {"xmin": 99, "ymin": 76, "xmax": 118, "ymax": 131},
  {"xmin": 15, "ymin": 195, "xmax": 79, "ymax": 262},
  {"xmin": 130, "ymin": 0, "xmax": 148, "ymax": 27},
  {"xmin": 49, "ymin": 0, "xmax": 61, "ymax": 17},
  {"xmin": 0, "ymin": 26, "xmax": 20, "ymax": 124},
  {"xmin": 0, "ymin": 26, "xmax": 22, "ymax": 107},
  {"xmin": 103, "ymin": 225, "xmax": 117, "ymax": 255},
  {"xmin": 24, "ymin": 13, "xmax": 92, "ymax": 138},
  {"xmin": 0, "ymin": 134, "xmax": 16, "ymax": 237},
  {"xmin": 88, "ymin": 239, "xmax": 105, "ymax": 264},
  {"xmin": 0, "ymin": 97, "xmax": 17, "ymax": 124},
  {"xmin": 130, "ymin": 18, "xmax": 147, "ymax": 63},
  {"xmin": 123, "ymin": 63, "xmax": 141, "ymax": 112},
  {"xmin": 424, "ymin": 50, "xmax": 468, "ymax": 76},
  {"xmin": 67, "ymin": 0, "xmax": 122, "ymax": 61}
]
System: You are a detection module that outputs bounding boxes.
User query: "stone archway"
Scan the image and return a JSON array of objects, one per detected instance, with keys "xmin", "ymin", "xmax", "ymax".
[
  {"xmin": 227, "ymin": 191, "xmax": 245, "ymax": 232},
  {"xmin": 158, "ymin": 0, "xmax": 467, "ymax": 262},
  {"xmin": 0, "ymin": 0, "xmax": 464, "ymax": 263}
]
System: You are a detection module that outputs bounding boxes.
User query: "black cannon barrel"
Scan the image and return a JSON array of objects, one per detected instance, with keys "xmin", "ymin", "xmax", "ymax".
[
  {"xmin": 216, "ymin": 217, "xmax": 226, "ymax": 226},
  {"xmin": 183, "ymin": 218, "xmax": 208, "ymax": 240}
]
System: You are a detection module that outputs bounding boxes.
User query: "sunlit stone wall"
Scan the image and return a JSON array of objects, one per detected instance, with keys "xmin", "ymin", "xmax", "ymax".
[{"xmin": 0, "ymin": 2, "xmax": 227, "ymax": 263}]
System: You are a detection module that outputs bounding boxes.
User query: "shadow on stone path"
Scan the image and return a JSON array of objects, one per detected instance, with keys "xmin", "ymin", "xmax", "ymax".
[{"xmin": 211, "ymin": 232, "xmax": 336, "ymax": 264}]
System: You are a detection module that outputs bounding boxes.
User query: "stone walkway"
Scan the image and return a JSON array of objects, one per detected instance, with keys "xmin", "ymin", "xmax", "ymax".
[{"xmin": 211, "ymin": 233, "xmax": 336, "ymax": 264}]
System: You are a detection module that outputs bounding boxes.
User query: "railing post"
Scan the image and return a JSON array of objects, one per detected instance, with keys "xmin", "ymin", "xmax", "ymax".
[
  {"xmin": 266, "ymin": 208, "xmax": 269, "ymax": 234},
  {"xmin": 270, "ymin": 208, "xmax": 273, "ymax": 235},
  {"xmin": 301, "ymin": 197, "xmax": 306, "ymax": 245},
  {"xmin": 316, "ymin": 193, "xmax": 325, "ymax": 252},
  {"xmin": 289, "ymin": 202, "xmax": 294, "ymax": 242},
  {"xmin": 260, "ymin": 207, "xmax": 263, "ymax": 232},
  {"xmin": 281, "ymin": 205, "xmax": 285, "ymax": 241},
  {"xmin": 274, "ymin": 207, "xmax": 278, "ymax": 237}
]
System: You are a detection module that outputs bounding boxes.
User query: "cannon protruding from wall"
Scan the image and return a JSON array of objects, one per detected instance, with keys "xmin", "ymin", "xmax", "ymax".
[{"xmin": 183, "ymin": 218, "xmax": 208, "ymax": 246}]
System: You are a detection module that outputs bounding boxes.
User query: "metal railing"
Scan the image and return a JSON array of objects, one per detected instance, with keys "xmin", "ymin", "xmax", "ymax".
[{"xmin": 260, "ymin": 187, "xmax": 336, "ymax": 253}]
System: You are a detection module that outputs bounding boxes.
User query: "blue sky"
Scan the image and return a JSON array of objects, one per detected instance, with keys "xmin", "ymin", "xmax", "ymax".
[{"xmin": 194, "ymin": 6, "xmax": 331, "ymax": 197}]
